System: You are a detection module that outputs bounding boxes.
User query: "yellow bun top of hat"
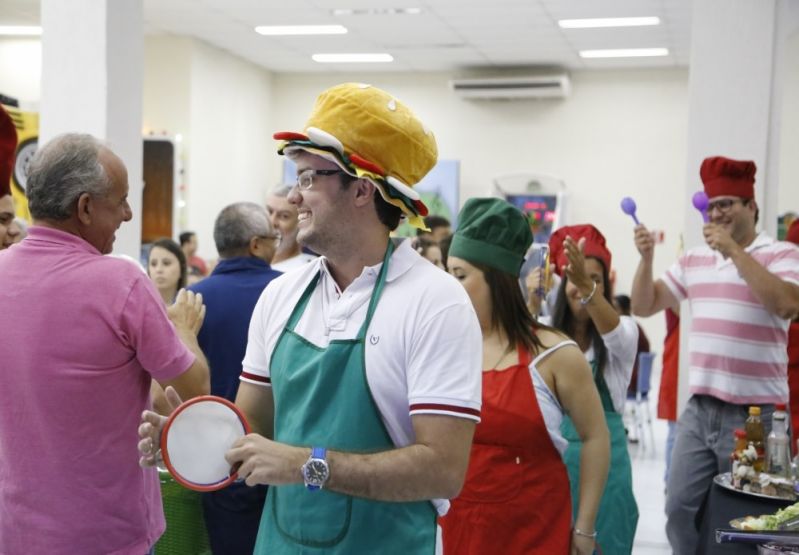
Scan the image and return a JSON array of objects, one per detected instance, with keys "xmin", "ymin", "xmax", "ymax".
[{"xmin": 303, "ymin": 83, "xmax": 438, "ymax": 187}]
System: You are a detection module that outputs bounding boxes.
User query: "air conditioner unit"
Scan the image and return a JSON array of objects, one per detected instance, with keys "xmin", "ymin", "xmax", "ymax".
[{"xmin": 450, "ymin": 74, "xmax": 571, "ymax": 100}]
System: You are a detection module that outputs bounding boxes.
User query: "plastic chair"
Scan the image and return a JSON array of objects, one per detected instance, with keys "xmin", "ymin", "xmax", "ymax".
[{"xmin": 635, "ymin": 352, "xmax": 657, "ymax": 454}]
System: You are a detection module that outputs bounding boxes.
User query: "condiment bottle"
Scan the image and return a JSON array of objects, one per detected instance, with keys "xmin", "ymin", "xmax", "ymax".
[{"xmin": 745, "ymin": 406, "xmax": 765, "ymax": 472}]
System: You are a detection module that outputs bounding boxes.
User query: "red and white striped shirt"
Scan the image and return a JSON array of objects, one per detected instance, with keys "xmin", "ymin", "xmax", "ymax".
[{"xmin": 663, "ymin": 232, "xmax": 799, "ymax": 404}]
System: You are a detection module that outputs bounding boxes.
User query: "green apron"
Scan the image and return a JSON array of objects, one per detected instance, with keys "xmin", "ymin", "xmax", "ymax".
[
  {"xmin": 254, "ymin": 241, "xmax": 437, "ymax": 554},
  {"xmin": 561, "ymin": 360, "xmax": 638, "ymax": 555}
]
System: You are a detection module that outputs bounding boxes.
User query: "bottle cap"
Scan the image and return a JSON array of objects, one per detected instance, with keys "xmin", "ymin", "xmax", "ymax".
[
  {"xmin": 749, "ymin": 406, "xmax": 761, "ymax": 416},
  {"xmin": 776, "ymin": 403, "xmax": 787, "ymax": 411},
  {"xmin": 734, "ymin": 429, "xmax": 747, "ymax": 438}
]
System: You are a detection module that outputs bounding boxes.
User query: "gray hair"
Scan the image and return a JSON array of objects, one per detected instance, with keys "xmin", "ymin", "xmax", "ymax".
[
  {"xmin": 269, "ymin": 183, "xmax": 293, "ymax": 198},
  {"xmin": 26, "ymin": 133, "xmax": 111, "ymax": 221},
  {"xmin": 214, "ymin": 202, "xmax": 272, "ymax": 257}
]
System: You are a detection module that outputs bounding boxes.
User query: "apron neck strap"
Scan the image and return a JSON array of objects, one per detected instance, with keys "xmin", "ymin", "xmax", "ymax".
[{"xmin": 357, "ymin": 239, "xmax": 395, "ymax": 339}]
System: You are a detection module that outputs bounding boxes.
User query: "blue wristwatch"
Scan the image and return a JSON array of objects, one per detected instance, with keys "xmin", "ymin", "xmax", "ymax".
[{"xmin": 301, "ymin": 447, "xmax": 330, "ymax": 491}]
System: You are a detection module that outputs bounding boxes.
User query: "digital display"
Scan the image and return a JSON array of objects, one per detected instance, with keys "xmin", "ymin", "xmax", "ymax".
[{"xmin": 505, "ymin": 194, "xmax": 559, "ymax": 243}]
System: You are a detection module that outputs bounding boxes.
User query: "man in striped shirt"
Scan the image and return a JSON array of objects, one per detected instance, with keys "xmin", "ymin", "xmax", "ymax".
[{"xmin": 631, "ymin": 155, "xmax": 799, "ymax": 554}]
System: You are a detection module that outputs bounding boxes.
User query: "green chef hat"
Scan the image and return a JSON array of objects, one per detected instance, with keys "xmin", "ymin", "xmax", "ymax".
[{"xmin": 449, "ymin": 197, "xmax": 532, "ymax": 275}]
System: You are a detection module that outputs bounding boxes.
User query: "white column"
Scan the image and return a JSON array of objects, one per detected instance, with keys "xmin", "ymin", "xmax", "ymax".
[
  {"xmin": 39, "ymin": 0, "xmax": 143, "ymax": 258},
  {"xmin": 677, "ymin": 0, "xmax": 799, "ymax": 413}
]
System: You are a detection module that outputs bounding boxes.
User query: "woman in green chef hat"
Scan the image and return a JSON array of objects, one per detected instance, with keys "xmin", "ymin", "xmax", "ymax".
[{"xmin": 439, "ymin": 197, "xmax": 610, "ymax": 555}]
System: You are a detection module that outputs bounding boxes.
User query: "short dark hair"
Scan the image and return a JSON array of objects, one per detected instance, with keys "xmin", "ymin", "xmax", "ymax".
[
  {"xmin": 149, "ymin": 237, "xmax": 188, "ymax": 290},
  {"xmin": 179, "ymin": 232, "xmax": 195, "ymax": 246},
  {"xmin": 416, "ymin": 215, "xmax": 451, "ymax": 236},
  {"xmin": 340, "ymin": 175, "xmax": 402, "ymax": 231}
]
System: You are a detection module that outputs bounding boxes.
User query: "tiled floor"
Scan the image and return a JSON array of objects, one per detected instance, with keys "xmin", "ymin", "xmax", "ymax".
[{"xmin": 629, "ymin": 404, "xmax": 671, "ymax": 554}]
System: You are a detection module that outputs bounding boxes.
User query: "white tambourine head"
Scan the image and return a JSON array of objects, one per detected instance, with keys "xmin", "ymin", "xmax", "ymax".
[{"xmin": 161, "ymin": 396, "xmax": 250, "ymax": 492}]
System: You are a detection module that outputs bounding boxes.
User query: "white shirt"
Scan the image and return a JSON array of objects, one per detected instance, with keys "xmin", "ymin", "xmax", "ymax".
[
  {"xmin": 241, "ymin": 239, "xmax": 483, "ymax": 515},
  {"xmin": 271, "ymin": 251, "xmax": 316, "ymax": 273}
]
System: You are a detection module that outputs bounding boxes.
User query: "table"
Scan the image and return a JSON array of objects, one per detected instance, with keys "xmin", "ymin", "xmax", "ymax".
[{"xmin": 697, "ymin": 478, "xmax": 794, "ymax": 554}]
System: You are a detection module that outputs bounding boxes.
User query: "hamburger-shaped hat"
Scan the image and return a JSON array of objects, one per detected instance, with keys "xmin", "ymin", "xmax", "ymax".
[
  {"xmin": 274, "ymin": 83, "xmax": 437, "ymax": 229},
  {"xmin": 548, "ymin": 224, "xmax": 611, "ymax": 276},
  {"xmin": 700, "ymin": 156, "xmax": 756, "ymax": 199},
  {"xmin": 0, "ymin": 105, "xmax": 17, "ymax": 198},
  {"xmin": 449, "ymin": 197, "xmax": 532, "ymax": 276}
]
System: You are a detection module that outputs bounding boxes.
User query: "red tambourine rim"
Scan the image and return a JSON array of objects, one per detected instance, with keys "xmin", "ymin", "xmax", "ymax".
[{"xmin": 160, "ymin": 395, "xmax": 251, "ymax": 492}]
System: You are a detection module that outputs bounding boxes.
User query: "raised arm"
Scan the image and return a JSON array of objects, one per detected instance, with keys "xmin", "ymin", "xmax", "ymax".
[
  {"xmin": 563, "ymin": 236, "xmax": 619, "ymax": 334},
  {"xmin": 157, "ymin": 289, "xmax": 210, "ymax": 399},
  {"xmin": 704, "ymin": 224, "xmax": 799, "ymax": 320},
  {"xmin": 630, "ymin": 224, "xmax": 678, "ymax": 317}
]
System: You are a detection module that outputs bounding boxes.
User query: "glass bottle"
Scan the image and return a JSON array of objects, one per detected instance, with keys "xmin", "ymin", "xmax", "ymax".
[
  {"xmin": 731, "ymin": 428, "xmax": 747, "ymax": 476},
  {"xmin": 766, "ymin": 412, "xmax": 792, "ymax": 478},
  {"xmin": 745, "ymin": 406, "xmax": 765, "ymax": 472}
]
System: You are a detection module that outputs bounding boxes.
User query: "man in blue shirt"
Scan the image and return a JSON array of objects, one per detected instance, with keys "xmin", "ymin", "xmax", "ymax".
[{"xmin": 188, "ymin": 201, "xmax": 282, "ymax": 554}]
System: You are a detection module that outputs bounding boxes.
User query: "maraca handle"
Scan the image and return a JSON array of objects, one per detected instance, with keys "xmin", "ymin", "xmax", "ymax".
[{"xmin": 632, "ymin": 213, "xmax": 640, "ymax": 225}]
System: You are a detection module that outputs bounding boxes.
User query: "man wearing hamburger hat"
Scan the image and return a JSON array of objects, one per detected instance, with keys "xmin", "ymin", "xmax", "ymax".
[
  {"xmin": 0, "ymin": 105, "xmax": 21, "ymax": 249},
  {"xmin": 139, "ymin": 83, "xmax": 482, "ymax": 554},
  {"xmin": 631, "ymin": 155, "xmax": 799, "ymax": 553}
]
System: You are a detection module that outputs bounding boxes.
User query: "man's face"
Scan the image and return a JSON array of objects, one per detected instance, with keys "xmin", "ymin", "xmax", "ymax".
[
  {"xmin": 84, "ymin": 150, "xmax": 133, "ymax": 254},
  {"xmin": 707, "ymin": 195, "xmax": 756, "ymax": 245},
  {"xmin": 0, "ymin": 194, "xmax": 17, "ymax": 249},
  {"xmin": 184, "ymin": 234, "xmax": 197, "ymax": 256},
  {"xmin": 288, "ymin": 153, "xmax": 351, "ymax": 254},
  {"xmin": 266, "ymin": 193, "xmax": 299, "ymax": 252}
]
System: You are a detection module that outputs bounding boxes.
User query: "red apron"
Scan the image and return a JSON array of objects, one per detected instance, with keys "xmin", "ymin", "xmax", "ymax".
[
  {"xmin": 657, "ymin": 308, "xmax": 680, "ymax": 421},
  {"xmin": 787, "ymin": 320, "xmax": 799, "ymax": 450},
  {"xmin": 439, "ymin": 346, "xmax": 572, "ymax": 554}
]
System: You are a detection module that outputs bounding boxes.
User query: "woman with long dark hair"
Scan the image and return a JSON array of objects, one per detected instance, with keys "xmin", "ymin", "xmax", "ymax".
[
  {"xmin": 549, "ymin": 224, "xmax": 639, "ymax": 555},
  {"xmin": 440, "ymin": 199, "xmax": 609, "ymax": 555},
  {"xmin": 147, "ymin": 237, "xmax": 188, "ymax": 305}
]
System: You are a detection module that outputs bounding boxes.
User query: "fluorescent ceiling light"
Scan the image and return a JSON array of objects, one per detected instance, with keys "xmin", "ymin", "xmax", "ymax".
[
  {"xmin": 580, "ymin": 48, "xmax": 669, "ymax": 58},
  {"xmin": 559, "ymin": 17, "xmax": 660, "ymax": 29},
  {"xmin": 255, "ymin": 25, "xmax": 347, "ymax": 36},
  {"xmin": 0, "ymin": 25, "xmax": 42, "ymax": 36},
  {"xmin": 331, "ymin": 8, "xmax": 422, "ymax": 16},
  {"xmin": 312, "ymin": 53, "xmax": 394, "ymax": 63}
]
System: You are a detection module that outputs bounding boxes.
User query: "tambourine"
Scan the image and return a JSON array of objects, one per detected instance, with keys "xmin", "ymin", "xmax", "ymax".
[{"xmin": 160, "ymin": 396, "xmax": 250, "ymax": 492}]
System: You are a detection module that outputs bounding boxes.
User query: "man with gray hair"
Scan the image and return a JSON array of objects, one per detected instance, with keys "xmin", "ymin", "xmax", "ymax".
[
  {"xmin": 266, "ymin": 182, "xmax": 316, "ymax": 272},
  {"xmin": 187, "ymin": 201, "xmax": 282, "ymax": 555},
  {"xmin": 0, "ymin": 133, "xmax": 210, "ymax": 554}
]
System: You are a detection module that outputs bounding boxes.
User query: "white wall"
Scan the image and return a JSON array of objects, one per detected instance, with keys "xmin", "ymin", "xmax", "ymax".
[
  {"xmin": 0, "ymin": 37, "xmax": 41, "ymax": 106},
  {"xmin": 778, "ymin": 30, "xmax": 799, "ymax": 215},
  {"xmin": 271, "ymin": 70, "xmax": 691, "ymax": 349},
  {"xmin": 184, "ymin": 39, "xmax": 273, "ymax": 260}
]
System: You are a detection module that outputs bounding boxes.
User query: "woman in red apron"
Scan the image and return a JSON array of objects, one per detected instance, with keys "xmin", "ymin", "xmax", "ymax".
[{"xmin": 440, "ymin": 198, "xmax": 610, "ymax": 555}]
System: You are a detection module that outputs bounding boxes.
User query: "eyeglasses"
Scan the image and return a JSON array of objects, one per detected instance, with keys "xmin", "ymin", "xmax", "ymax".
[
  {"xmin": 707, "ymin": 198, "xmax": 745, "ymax": 214},
  {"xmin": 295, "ymin": 169, "xmax": 345, "ymax": 191}
]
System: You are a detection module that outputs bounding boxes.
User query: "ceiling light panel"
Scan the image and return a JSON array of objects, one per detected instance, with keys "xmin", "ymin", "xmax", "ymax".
[
  {"xmin": 579, "ymin": 48, "xmax": 669, "ymax": 58},
  {"xmin": 255, "ymin": 25, "xmax": 347, "ymax": 36},
  {"xmin": 559, "ymin": 17, "xmax": 660, "ymax": 29},
  {"xmin": 312, "ymin": 53, "xmax": 394, "ymax": 63}
]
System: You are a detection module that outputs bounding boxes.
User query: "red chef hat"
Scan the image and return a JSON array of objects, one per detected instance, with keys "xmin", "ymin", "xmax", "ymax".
[
  {"xmin": 700, "ymin": 156, "xmax": 756, "ymax": 200},
  {"xmin": 548, "ymin": 224, "xmax": 611, "ymax": 276},
  {"xmin": 0, "ymin": 105, "xmax": 17, "ymax": 197}
]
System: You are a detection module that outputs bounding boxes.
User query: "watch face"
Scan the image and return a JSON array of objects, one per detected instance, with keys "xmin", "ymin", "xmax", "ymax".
[{"xmin": 303, "ymin": 459, "xmax": 329, "ymax": 486}]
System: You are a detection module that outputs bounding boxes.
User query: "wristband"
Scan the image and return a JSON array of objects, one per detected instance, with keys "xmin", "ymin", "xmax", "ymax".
[
  {"xmin": 579, "ymin": 281, "xmax": 598, "ymax": 305},
  {"xmin": 574, "ymin": 527, "xmax": 597, "ymax": 539}
]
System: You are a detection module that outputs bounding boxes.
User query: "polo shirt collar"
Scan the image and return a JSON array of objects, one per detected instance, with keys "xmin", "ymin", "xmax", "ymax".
[
  {"xmin": 212, "ymin": 256, "xmax": 271, "ymax": 275},
  {"xmin": 318, "ymin": 238, "xmax": 417, "ymax": 293},
  {"xmin": 26, "ymin": 225, "xmax": 101, "ymax": 255}
]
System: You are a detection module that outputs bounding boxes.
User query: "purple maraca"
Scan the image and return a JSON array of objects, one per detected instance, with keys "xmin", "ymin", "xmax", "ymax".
[
  {"xmin": 620, "ymin": 197, "xmax": 640, "ymax": 225},
  {"xmin": 692, "ymin": 191, "xmax": 710, "ymax": 223}
]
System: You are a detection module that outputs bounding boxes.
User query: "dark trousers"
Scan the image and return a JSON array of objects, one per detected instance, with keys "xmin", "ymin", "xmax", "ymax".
[{"xmin": 202, "ymin": 482, "xmax": 268, "ymax": 555}]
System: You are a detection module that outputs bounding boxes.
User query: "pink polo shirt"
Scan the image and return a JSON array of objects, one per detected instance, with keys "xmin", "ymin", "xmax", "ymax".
[{"xmin": 0, "ymin": 226, "xmax": 195, "ymax": 555}]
